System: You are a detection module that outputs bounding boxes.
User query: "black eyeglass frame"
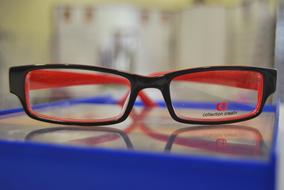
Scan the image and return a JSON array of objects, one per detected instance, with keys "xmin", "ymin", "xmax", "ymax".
[{"xmin": 9, "ymin": 64, "xmax": 277, "ymax": 126}]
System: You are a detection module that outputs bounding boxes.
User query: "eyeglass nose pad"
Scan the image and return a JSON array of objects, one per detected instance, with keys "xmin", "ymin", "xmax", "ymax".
[
  {"xmin": 117, "ymin": 91, "xmax": 132, "ymax": 114},
  {"xmin": 159, "ymin": 86, "xmax": 179, "ymax": 120}
]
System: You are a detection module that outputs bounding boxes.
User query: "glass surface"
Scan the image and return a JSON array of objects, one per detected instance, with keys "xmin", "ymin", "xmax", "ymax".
[
  {"xmin": 0, "ymin": 103, "xmax": 276, "ymax": 159},
  {"xmin": 170, "ymin": 70, "xmax": 264, "ymax": 122},
  {"xmin": 25, "ymin": 69, "xmax": 131, "ymax": 122}
]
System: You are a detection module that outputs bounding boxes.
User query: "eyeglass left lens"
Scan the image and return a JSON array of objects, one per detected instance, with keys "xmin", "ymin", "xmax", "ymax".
[
  {"xmin": 170, "ymin": 70, "xmax": 264, "ymax": 123},
  {"xmin": 25, "ymin": 69, "xmax": 131, "ymax": 123}
]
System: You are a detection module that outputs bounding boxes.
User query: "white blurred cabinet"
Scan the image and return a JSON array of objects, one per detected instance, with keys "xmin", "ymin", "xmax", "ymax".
[{"xmin": 52, "ymin": 2, "xmax": 275, "ymax": 74}]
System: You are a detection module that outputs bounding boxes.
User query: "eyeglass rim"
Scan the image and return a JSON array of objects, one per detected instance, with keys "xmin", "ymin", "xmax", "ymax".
[{"xmin": 9, "ymin": 64, "xmax": 277, "ymax": 126}]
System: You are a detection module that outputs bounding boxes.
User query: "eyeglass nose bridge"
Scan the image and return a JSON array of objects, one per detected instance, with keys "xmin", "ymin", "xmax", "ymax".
[{"xmin": 134, "ymin": 75, "xmax": 168, "ymax": 91}]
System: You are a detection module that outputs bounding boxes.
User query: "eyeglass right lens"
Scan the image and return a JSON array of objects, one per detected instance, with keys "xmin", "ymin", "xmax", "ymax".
[{"xmin": 25, "ymin": 69, "xmax": 131, "ymax": 123}]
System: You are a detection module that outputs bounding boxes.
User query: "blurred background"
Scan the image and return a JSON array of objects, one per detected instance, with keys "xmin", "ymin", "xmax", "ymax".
[
  {"xmin": 1, "ymin": 1, "xmax": 283, "ymax": 189},
  {"xmin": 0, "ymin": 0, "xmax": 278, "ymax": 108}
]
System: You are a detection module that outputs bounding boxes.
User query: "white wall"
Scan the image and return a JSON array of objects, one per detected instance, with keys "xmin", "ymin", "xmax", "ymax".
[{"xmin": 175, "ymin": 6, "xmax": 227, "ymax": 68}]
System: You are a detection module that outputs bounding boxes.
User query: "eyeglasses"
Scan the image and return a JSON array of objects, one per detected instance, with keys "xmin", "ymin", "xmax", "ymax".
[{"xmin": 9, "ymin": 64, "xmax": 277, "ymax": 126}]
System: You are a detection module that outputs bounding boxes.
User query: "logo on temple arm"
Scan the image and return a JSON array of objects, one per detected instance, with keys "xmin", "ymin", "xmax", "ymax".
[{"xmin": 202, "ymin": 102, "xmax": 237, "ymax": 117}]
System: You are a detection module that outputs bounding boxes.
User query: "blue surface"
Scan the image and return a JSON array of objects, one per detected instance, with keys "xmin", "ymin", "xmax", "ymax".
[{"xmin": 0, "ymin": 140, "xmax": 276, "ymax": 190}]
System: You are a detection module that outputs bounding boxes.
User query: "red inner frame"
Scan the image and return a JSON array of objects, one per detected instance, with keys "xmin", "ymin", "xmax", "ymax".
[{"xmin": 25, "ymin": 69, "xmax": 264, "ymax": 123}]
